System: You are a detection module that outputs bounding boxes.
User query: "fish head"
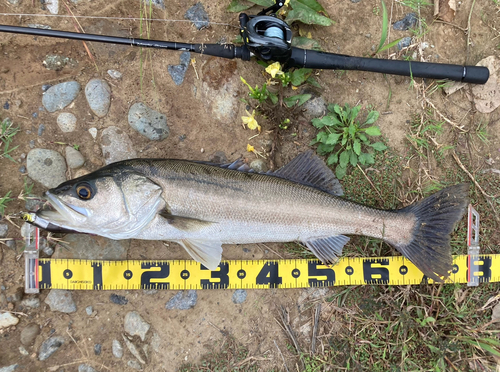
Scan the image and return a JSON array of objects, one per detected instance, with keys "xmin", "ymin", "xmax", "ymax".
[{"xmin": 36, "ymin": 169, "xmax": 164, "ymax": 239}]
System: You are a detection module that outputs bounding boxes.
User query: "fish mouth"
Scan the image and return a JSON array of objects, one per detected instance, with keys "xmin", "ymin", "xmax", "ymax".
[{"xmin": 36, "ymin": 191, "xmax": 90, "ymax": 225}]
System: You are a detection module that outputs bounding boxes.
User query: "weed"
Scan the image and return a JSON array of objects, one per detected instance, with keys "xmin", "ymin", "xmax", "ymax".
[
  {"xmin": 310, "ymin": 103, "xmax": 386, "ymax": 179},
  {"xmin": 0, "ymin": 118, "xmax": 19, "ymax": 162},
  {"xmin": 399, "ymin": 0, "xmax": 432, "ymax": 11},
  {"xmin": 475, "ymin": 120, "xmax": 489, "ymax": 143},
  {"xmin": 0, "ymin": 191, "xmax": 13, "ymax": 216}
]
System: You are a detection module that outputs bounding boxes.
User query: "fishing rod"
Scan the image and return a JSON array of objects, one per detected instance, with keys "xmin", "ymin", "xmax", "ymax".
[{"xmin": 0, "ymin": 0, "xmax": 489, "ymax": 84}]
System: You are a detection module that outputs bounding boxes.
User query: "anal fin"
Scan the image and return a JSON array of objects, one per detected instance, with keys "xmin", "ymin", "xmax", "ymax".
[
  {"xmin": 303, "ymin": 235, "xmax": 350, "ymax": 265},
  {"xmin": 176, "ymin": 239, "xmax": 223, "ymax": 271}
]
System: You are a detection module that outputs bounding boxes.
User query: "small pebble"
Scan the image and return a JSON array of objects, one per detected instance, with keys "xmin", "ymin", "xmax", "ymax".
[
  {"xmin": 18, "ymin": 165, "xmax": 27, "ymax": 173},
  {"xmin": 128, "ymin": 103, "xmax": 169, "ymax": 141},
  {"xmin": 65, "ymin": 146, "xmax": 85, "ymax": 169},
  {"xmin": 19, "ymin": 345, "xmax": 29, "ymax": 356},
  {"xmin": 0, "ymin": 224, "xmax": 8, "ymax": 238},
  {"xmin": 166, "ymin": 290, "xmax": 197, "ymax": 310},
  {"xmin": 29, "ymin": 140, "xmax": 35, "ymax": 148},
  {"xmin": 127, "ymin": 360, "xmax": 143, "ymax": 370},
  {"xmin": 124, "ymin": 311, "xmax": 150, "ymax": 341},
  {"xmin": 249, "ymin": 159, "xmax": 268, "ymax": 173},
  {"xmin": 78, "ymin": 364, "xmax": 97, "ymax": 372},
  {"xmin": 393, "ymin": 13, "xmax": 418, "ymax": 31},
  {"xmin": 44, "ymin": 289, "xmax": 76, "ymax": 313},
  {"xmin": 0, "ymin": 312, "xmax": 19, "ymax": 329},
  {"xmin": 88, "ymin": 127, "xmax": 98, "ymax": 139},
  {"xmin": 21, "ymin": 297, "xmax": 40, "ymax": 308},
  {"xmin": 94, "ymin": 343, "xmax": 102, "ymax": 355},
  {"xmin": 42, "ymin": 81, "xmax": 81, "ymax": 113},
  {"xmin": 184, "ymin": 2, "xmax": 209, "ymax": 30},
  {"xmin": 85, "ymin": 79, "xmax": 111, "ymax": 117},
  {"xmin": 27, "ymin": 148, "xmax": 67, "ymax": 188},
  {"xmin": 37, "ymin": 124, "xmax": 45, "ymax": 136},
  {"xmin": 232, "ymin": 289, "xmax": 247, "ymax": 304},
  {"xmin": 38, "ymin": 336, "xmax": 65, "ymax": 361},
  {"xmin": 397, "ymin": 37, "xmax": 412, "ymax": 50},
  {"xmin": 42, "ymin": 245, "xmax": 54, "ymax": 256},
  {"xmin": 110, "ymin": 293, "xmax": 128, "ymax": 305},
  {"xmin": 112, "ymin": 339, "xmax": 123, "ymax": 358},
  {"xmin": 107, "ymin": 69, "xmax": 122, "ymax": 79},
  {"xmin": 57, "ymin": 113, "xmax": 77, "ymax": 132},
  {"xmin": 42, "ymin": 84, "xmax": 52, "ymax": 92},
  {"xmin": 3, "ymin": 101, "xmax": 10, "ymax": 110},
  {"xmin": 0, "ymin": 365, "xmax": 18, "ymax": 372},
  {"xmin": 32, "ymin": 112, "xmax": 38, "ymax": 119},
  {"xmin": 85, "ymin": 306, "xmax": 93, "ymax": 316}
]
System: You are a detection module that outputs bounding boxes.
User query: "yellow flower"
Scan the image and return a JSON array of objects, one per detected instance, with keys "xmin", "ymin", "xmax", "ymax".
[
  {"xmin": 247, "ymin": 144, "xmax": 255, "ymax": 153},
  {"xmin": 241, "ymin": 110, "xmax": 261, "ymax": 131},
  {"xmin": 284, "ymin": 0, "xmax": 290, "ymax": 6},
  {"xmin": 265, "ymin": 62, "xmax": 283, "ymax": 78}
]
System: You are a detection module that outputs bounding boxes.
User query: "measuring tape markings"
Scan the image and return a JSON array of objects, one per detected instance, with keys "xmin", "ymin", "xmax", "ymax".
[{"xmin": 35, "ymin": 254, "xmax": 498, "ymax": 290}]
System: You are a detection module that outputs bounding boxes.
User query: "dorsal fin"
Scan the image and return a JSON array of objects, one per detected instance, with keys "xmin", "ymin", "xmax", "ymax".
[{"xmin": 273, "ymin": 150, "xmax": 344, "ymax": 196}]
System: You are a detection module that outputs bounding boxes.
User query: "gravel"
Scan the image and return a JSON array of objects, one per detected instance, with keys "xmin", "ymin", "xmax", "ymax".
[
  {"xmin": 184, "ymin": 2, "xmax": 209, "ymax": 30},
  {"xmin": 42, "ymin": 81, "xmax": 80, "ymax": 112},
  {"xmin": 65, "ymin": 146, "xmax": 85, "ymax": 169},
  {"xmin": 27, "ymin": 149, "xmax": 67, "ymax": 188},
  {"xmin": 0, "ymin": 365, "xmax": 18, "ymax": 372},
  {"xmin": 85, "ymin": 78, "xmax": 111, "ymax": 117},
  {"xmin": 38, "ymin": 123, "xmax": 45, "ymax": 136},
  {"xmin": 112, "ymin": 339, "xmax": 124, "ymax": 358},
  {"xmin": 165, "ymin": 290, "xmax": 197, "ymax": 310},
  {"xmin": 44, "ymin": 289, "xmax": 77, "ymax": 313},
  {"xmin": 128, "ymin": 103, "xmax": 169, "ymax": 141},
  {"xmin": 100, "ymin": 126, "xmax": 138, "ymax": 165},
  {"xmin": 397, "ymin": 37, "xmax": 412, "ymax": 50},
  {"xmin": 232, "ymin": 289, "xmax": 248, "ymax": 304},
  {"xmin": 110, "ymin": 293, "xmax": 128, "ymax": 305},
  {"xmin": 94, "ymin": 343, "xmax": 102, "ymax": 355},
  {"xmin": 43, "ymin": 55, "xmax": 78, "ymax": 71},
  {"xmin": 85, "ymin": 306, "xmax": 93, "ymax": 316},
  {"xmin": 107, "ymin": 69, "xmax": 122, "ymax": 79},
  {"xmin": 38, "ymin": 336, "xmax": 65, "ymax": 361},
  {"xmin": 57, "ymin": 113, "xmax": 77, "ymax": 132},
  {"xmin": 20, "ymin": 296, "xmax": 40, "ymax": 309},
  {"xmin": 302, "ymin": 96, "xmax": 327, "ymax": 120},
  {"xmin": 0, "ymin": 224, "xmax": 8, "ymax": 238},
  {"xmin": 124, "ymin": 311, "xmax": 150, "ymax": 341}
]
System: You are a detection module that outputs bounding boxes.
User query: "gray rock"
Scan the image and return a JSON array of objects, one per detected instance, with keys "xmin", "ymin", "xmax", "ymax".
[
  {"xmin": 168, "ymin": 51, "xmax": 191, "ymax": 86},
  {"xmin": 47, "ymin": 0, "xmax": 58, "ymax": 14},
  {"xmin": 27, "ymin": 149, "xmax": 67, "ymax": 188},
  {"xmin": 38, "ymin": 336, "xmax": 65, "ymax": 361},
  {"xmin": 232, "ymin": 289, "xmax": 247, "ymax": 304},
  {"xmin": 122, "ymin": 335, "xmax": 146, "ymax": 364},
  {"xmin": 94, "ymin": 343, "xmax": 102, "ymax": 355},
  {"xmin": 7, "ymin": 0, "xmax": 20, "ymax": 4},
  {"xmin": 44, "ymin": 290, "xmax": 76, "ymax": 313},
  {"xmin": 19, "ymin": 345, "xmax": 29, "ymax": 355},
  {"xmin": 85, "ymin": 79, "xmax": 111, "ymax": 117},
  {"xmin": 0, "ymin": 224, "xmax": 7, "ymax": 238},
  {"xmin": 128, "ymin": 103, "xmax": 169, "ymax": 141},
  {"xmin": 393, "ymin": 13, "xmax": 418, "ymax": 31},
  {"xmin": 303, "ymin": 96, "xmax": 327, "ymax": 120},
  {"xmin": 0, "ymin": 312, "xmax": 19, "ymax": 329},
  {"xmin": 54, "ymin": 234, "xmax": 129, "ymax": 260},
  {"xmin": 28, "ymin": 24, "xmax": 52, "ymax": 29},
  {"xmin": 128, "ymin": 360, "xmax": 143, "ymax": 370},
  {"xmin": 112, "ymin": 339, "xmax": 123, "ymax": 358},
  {"xmin": 42, "ymin": 244, "xmax": 54, "ymax": 256},
  {"xmin": 0, "ymin": 365, "xmax": 18, "ymax": 372},
  {"xmin": 38, "ymin": 123, "xmax": 45, "ymax": 136},
  {"xmin": 100, "ymin": 126, "xmax": 137, "ymax": 165},
  {"xmin": 350, "ymin": 0, "xmax": 361, "ymax": 3},
  {"xmin": 141, "ymin": 0, "xmax": 164, "ymax": 10},
  {"xmin": 78, "ymin": 365, "xmax": 97, "ymax": 372},
  {"xmin": 21, "ymin": 296, "xmax": 40, "ymax": 308},
  {"xmin": 65, "ymin": 146, "xmax": 85, "ymax": 169},
  {"xmin": 21, "ymin": 323, "xmax": 40, "ymax": 345},
  {"xmin": 29, "ymin": 140, "xmax": 35, "ymax": 148},
  {"xmin": 57, "ymin": 113, "xmax": 77, "ymax": 132},
  {"xmin": 249, "ymin": 159, "xmax": 268, "ymax": 173},
  {"xmin": 25, "ymin": 195, "xmax": 45, "ymax": 212},
  {"xmin": 110, "ymin": 294, "xmax": 128, "ymax": 305},
  {"xmin": 43, "ymin": 55, "xmax": 78, "ymax": 71},
  {"xmin": 19, "ymin": 165, "xmax": 27, "ymax": 173},
  {"xmin": 397, "ymin": 36, "xmax": 412, "ymax": 50},
  {"xmin": 184, "ymin": 3, "xmax": 209, "ymax": 30},
  {"xmin": 85, "ymin": 306, "xmax": 93, "ymax": 316},
  {"xmin": 41, "ymin": 84, "xmax": 52, "ymax": 92},
  {"xmin": 124, "ymin": 311, "xmax": 150, "ymax": 342},
  {"xmin": 107, "ymin": 69, "xmax": 122, "ymax": 79},
  {"xmin": 165, "ymin": 290, "xmax": 197, "ymax": 310},
  {"xmin": 42, "ymin": 81, "xmax": 81, "ymax": 113}
]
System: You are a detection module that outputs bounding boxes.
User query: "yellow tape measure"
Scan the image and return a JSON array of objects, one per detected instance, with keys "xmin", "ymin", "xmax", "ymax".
[{"xmin": 33, "ymin": 255, "xmax": 497, "ymax": 291}]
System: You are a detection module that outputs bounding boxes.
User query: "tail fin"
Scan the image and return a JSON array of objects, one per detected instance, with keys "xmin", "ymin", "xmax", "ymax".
[{"xmin": 395, "ymin": 184, "xmax": 469, "ymax": 282}]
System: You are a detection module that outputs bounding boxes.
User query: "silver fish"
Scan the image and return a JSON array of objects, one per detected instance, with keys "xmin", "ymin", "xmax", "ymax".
[{"xmin": 27, "ymin": 151, "xmax": 468, "ymax": 281}]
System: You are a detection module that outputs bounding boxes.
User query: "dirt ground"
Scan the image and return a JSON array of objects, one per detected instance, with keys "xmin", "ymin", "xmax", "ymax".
[{"xmin": 0, "ymin": 0, "xmax": 499, "ymax": 371}]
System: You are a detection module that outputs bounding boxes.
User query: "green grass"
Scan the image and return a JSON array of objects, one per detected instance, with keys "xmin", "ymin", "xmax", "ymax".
[
  {"xmin": 0, "ymin": 191, "xmax": 13, "ymax": 216},
  {"xmin": 0, "ymin": 117, "xmax": 19, "ymax": 162}
]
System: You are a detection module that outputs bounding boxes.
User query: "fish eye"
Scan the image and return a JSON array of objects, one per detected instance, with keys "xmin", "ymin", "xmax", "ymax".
[{"xmin": 76, "ymin": 184, "xmax": 93, "ymax": 200}]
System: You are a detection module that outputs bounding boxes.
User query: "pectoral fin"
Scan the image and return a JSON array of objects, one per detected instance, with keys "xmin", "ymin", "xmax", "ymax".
[
  {"xmin": 303, "ymin": 235, "xmax": 350, "ymax": 265},
  {"xmin": 176, "ymin": 239, "xmax": 223, "ymax": 271},
  {"xmin": 159, "ymin": 210, "xmax": 214, "ymax": 232}
]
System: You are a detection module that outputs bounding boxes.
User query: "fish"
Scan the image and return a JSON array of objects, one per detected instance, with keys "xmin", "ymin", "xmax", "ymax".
[{"xmin": 25, "ymin": 151, "xmax": 468, "ymax": 281}]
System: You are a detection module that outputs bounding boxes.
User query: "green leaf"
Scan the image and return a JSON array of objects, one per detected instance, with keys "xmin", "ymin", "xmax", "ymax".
[
  {"xmin": 349, "ymin": 105, "xmax": 361, "ymax": 123},
  {"xmin": 375, "ymin": 0, "xmax": 388, "ymax": 53},
  {"xmin": 316, "ymin": 143, "xmax": 335, "ymax": 155},
  {"xmin": 327, "ymin": 103, "xmax": 338, "ymax": 113},
  {"xmin": 284, "ymin": 94, "xmax": 312, "ymax": 107},
  {"xmin": 315, "ymin": 131, "xmax": 328, "ymax": 143},
  {"xmin": 365, "ymin": 110, "xmax": 380, "ymax": 124},
  {"xmin": 335, "ymin": 164, "xmax": 347, "ymax": 179},
  {"xmin": 377, "ymin": 37, "xmax": 404, "ymax": 53},
  {"xmin": 290, "ymin": 68, "xmax": 312, "ymax": 86},
  {"xmin": 359, "ymin": 153, "xmax": 375, "ymax": 165},
  {"xmin": 364, "ymin": 126, "xmax": 382, "ymax": 136},
  {"xmin": 327, "ymin": 152, "xmax": 338, "ymax": 165},
  {"xmin": 286, "ymin": 1, "xmax": 333, "ymax": 26},
  {"xmin": 339, "ymin": 151, "xmax": 350, "ymax": 168},
  {"xmin": 477, "ymin": 342, "xmax": 500, "ymax": 357},
  {"xmin": 226, "ymin": 0, "xmax": 254, "ymax": 12},
  {"xmin": 326, "ymin": 132, "xmax": 342, "ymax": 145},
  {"xmin": 353, "ymin": 140, "xmax": 361, "ymax": 155},
  {"xmin": 370, "ymin": 142, "xmax": 387, "ymax": 151},
  {"xmin": 348, "ymin": 123, "xmax": 356, "ymax": 138},
  {"xmin": 269, "ymin": 92, "xmax": 278, "ymax": 105},
  {"xmin": 358, "ymin": 133, "xmax": 368, "ymax": 142},
  {"xmin": 312, "ymin": 116, "xmax": 339, "ymax": 128},
  {"xmin": 295, "ymin": 0, "xmax": 325, "ymax": 12},
  {"xmin": 306, "ymin": 76, "xmax": 321, "ymax": 88},
  {"xmin": 350, "ymin": 151, "xmax": 358, "ymax": 167},
  {"xmin": 291, "ymin": 37, "xmax": 322, "ymax": 51},
  {"xmin": 247, "ymin": 0, "xmax": 274, "ymax": 6}
]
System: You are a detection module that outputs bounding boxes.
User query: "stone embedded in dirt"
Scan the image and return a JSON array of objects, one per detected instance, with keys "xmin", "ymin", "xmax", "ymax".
[
  {"xmin": 42, "ymin": 81, "xmax": 81, "ymax": 113},
  {"xmin": 151, "ymin": 332, "xmax": 161, "ymax": 353},
  {"xmin": 209, "ymin": 151, "xmax": 228, "ymax": 164},
  {"xmin": 168, "ymin": 51, "xmax": 191, "ymax": 86},
  {"xmin": 43, "ymin": 55, "xmax": 78, "ymax": 71},
  {"xmin": 0, "ymin": 223, "xmax": 8, "ymax": 238},
  {"xmin": 249, "ymin": 159, "xmax": 268, "ymax": 173},
  {"xmin": 350, "ymin": 0, "xmax": 361, "ymax": 3},
  {"xmin": 124, "ymin": 311, "xmax": 151, "ymax": 342},
  {"xmin": 100, "ymin": 126, "xmax": 137, "ymax": 165},
  {"xmin": 65, "ymin": 146, "xmax": 85, "ymax": 169},
  {"xmin": 122, "ymin": 334, "xmax": 146, "ymax": 364},
  {"xmin": 128, "ymin": 360, "xmax": 143, "ymax": 370},
  {"xmin": 85, "ymin": 306, "xmax": 93, "ymax": 316},
  {"xmin": 78, "ymin": 364, "xmax": 97, "ymax": 372},
  {"xmin": 21, "ymin": 296, "xmax": 40, "ymax": 308},
  {"xmin": 38, "ymin": 124, "xmax": 45, "ymax": 136},
  {"xmin": 38, "ymin": 336, "xmax": 65, "ymax": 361},
  {"xmin": 89, "ymin": 127, "xmax": 98, "ymax": 139},
  {"xmin": 107, "ymin": 69, "xmax": 122, "ymax": 79},
  {"xmin": 57, "ymin": 113, "xmax": 77, "ymax": 132},
  {"xmin": 7, "ymin": 0, "xmax": 20, "ymax": 5},
  {"xmin": 27, "ymin": 148, "xmax": 67, "ymax": 188},
  {"xmin": 185, "ymin": 3, "xmax": 209, "ymax": 30},
  {"xmin": 128, "ymin": 103, "xmax": 169, "ymax": 141},
  {"xmin": 471, "ymin": 56, "xmax": 500, "ymax": 114},
  {"xmin": 110, "ymin": 294, "xmax": 128, "ymax": 305},
  {"xmin": 393, "ymin": 13, "xmax": 418, "ymax": 31},
  {"xmin": 141, "ymin": 0, "xmax": 164, "ymax": 10},
  {"xmin": 303, "ymin": 96, "xmax": 327, "ymax": 120},
  {"xmin": 46, "ymin": 0, "xmax": 58, "ymax": 14},
  {"xmin": 165, "ymin": 290, "xmax": 197, "ymax": 310},
  {"xmin": 112, "ymin": 339, "xmax": 124, "ymax": 358},
  {"xmin": 232, "ymin": 289, "xmax": 247, "ymax": 304},
  {"xmin": 53, "ymin": 234, "xmax": 129, "ymax": 260},
  {"xmin": 85, "ymin": 78, "xmax": 111, "ymax": 117},
  {"xmin": 28, "ymin": 24, "xmax": 52, "ymax": 29},
  {"xmin": 397, "ymin": 36, "xmax": 412, "ymax": 51},
  {"xmin": 0, "ymin": 312, "xmax": 19, "ymax": 329},
  {"xmin": 94, "ymin": 343, "xmax": 102, "ymax": 355},
  {"xmin": 44, "ymin": 289, "xmax": 77, "ymax": 313},
  {"xmin": 0, "ymin": 365, "xmax": 18, "ymax": 372},
  {"xmin": 21, "ymin": 323, "xmax": 41, "ymax": 345}
]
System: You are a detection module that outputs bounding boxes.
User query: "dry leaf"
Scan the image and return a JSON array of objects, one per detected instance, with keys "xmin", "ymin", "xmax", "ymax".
[{"xmin": 434, "ymin": 0, "xmax": 456, "ymax": 22}]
